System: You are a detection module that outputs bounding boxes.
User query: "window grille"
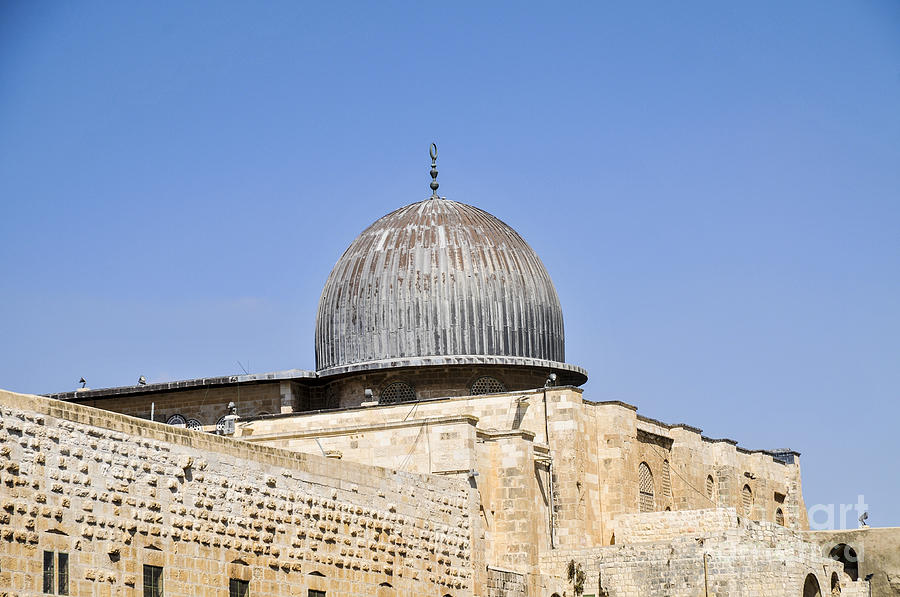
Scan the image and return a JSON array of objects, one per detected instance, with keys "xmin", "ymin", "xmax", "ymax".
[
  {"xmin": 661, "ymin": 460, "xmax": 672, "ymax": 498},
  {"xmin": 775, "ymin": 508, "xmax": 785, "ymax": 526},
  {"xmin": 638, "ymin": 462, "xmax": 654, "ymax": 512},
  {"xmin": 166, "ymin": 414, "xmax": 186, "ymax": 426},
  {"xmin": 57, "ymin": 552, "xmax": 68, "ymax": 595},
  {"xmin": 216, "ymin": 416, "xmax": 228, "ymax": 434},
  {"xmin": 229, "ymin": 579, "xmax": 250, "ymax": 597},
  {"xmin": 470, "ymin": 376, "xmax": 506, "ymax": 395},
  {"xmin": 379, "ymin": 382, "xmax": 415, "ymax": 404},
  {"xmin": 742, "ymin": 485, "xmax": 753, "ymax": 517},
  {"xmin": 43, "ymin": 551, "xmax": 54, "ymax": 594},
  {"xmin": 43, "ymin": 551, "xmax": 68, "ymax": 595},
  {"xmin": 706, "ymin": 475, "xmax": 715, "ymax": 502},
  {"xmin": 186, "ymin": 419, "xmax": 203, "ymax": 431},
  {"xmin": 143, "ymin": 565, "xmax": 163, "ymax": 597}
]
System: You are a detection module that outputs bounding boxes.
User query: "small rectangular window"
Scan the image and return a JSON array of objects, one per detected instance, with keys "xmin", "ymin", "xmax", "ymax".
[
  {"xmin": 309, "ymin": 590, "xmax": 326, "ymax": 597},
  {"xmin": 143, "ymin": 564, "xmax": 164, "ymax": 597},
  {"xmin": 57, "ymin": 553, "xmax": 69, "ymax": 595},
  {"xmin": 229, "ymin": 578, "xmax": 250, "ymax": 597},
  {"xmin": 43, "ymin": 551, "xmax": 55, "ymax": 594}
]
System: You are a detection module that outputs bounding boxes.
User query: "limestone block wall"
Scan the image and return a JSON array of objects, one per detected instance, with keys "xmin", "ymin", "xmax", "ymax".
[
  {"xmin": 610, "ymin": 508, "xmax": 736, "ymax": 544},
  {"xmin": 585, "ymin": 400, "xmax": 808, "ymax": 544},
  {"xmin": 486, "ymin": 566, "xmax": 527, "ymax": 597},
  {"xmin": 241, "ymin": 388, "xmax": 810, "ymax": 576},
  {"xmin": 0, "ymin": 390, "xmax": 481, "ymax": 597},
  {"xmin": 540, "ymin": 509, "xmax": 857, "ymax": 597},
  {"xmin": 243, "ymin": 414, "xmax": 479, "ymax": 477}
]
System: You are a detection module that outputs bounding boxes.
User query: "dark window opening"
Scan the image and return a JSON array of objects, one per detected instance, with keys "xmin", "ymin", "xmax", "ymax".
[
  {"xmin": 309, "ymin": 590, "xmax": 326, "ymax": 597},
  {"xmin": 43, "ymin": 551, "xmax": 68, "ymax": 595},
  {"xmin": 57, "ymin": 553, "xmax": 68, "ymax": 595},
  {"xmin": 230, "ymin": 578, "xmax": 250, "ymax": 597},
  {"xmin": 43, "ymin": 551, "xmax": 54, "ymax": 594},
  {"xmin": 143, "ymin": 564, "xmax": 164, "ymax": 597}
]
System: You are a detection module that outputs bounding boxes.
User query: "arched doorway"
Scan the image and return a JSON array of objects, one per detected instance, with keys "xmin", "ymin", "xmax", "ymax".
[
  {"xmin": 830, "ymin": 572, "xmax": 841, "ymax": 596},
  {"xmin": 828, "ymin": 544, "xmax": 859, "ymax": 581},
  {"xmin": 803, "ymin": 573, "xmax": 821, "ymax": 597}
]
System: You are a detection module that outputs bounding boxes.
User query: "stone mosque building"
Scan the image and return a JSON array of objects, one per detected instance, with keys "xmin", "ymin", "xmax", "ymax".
[{"xmin": 2, "ymin": 148, "xmax": 898, "ymax": 596}]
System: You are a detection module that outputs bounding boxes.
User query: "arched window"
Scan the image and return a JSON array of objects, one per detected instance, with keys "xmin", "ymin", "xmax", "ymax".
[
  {"xmin": 638, "ymin": 462, "xmax": 655, "ymax": 512},
  {"xmin": 380, "ymin": 381, "xmax": 416, "ymax": 404},
  {"xmin": 186, "ymin": 418, "xmax": 203, "ymax": 431},
  {"xmin": 706, "ymin": 475, "xmax": 715, "ymax": 502},
  {"xmin": 803, "ymin": 573, "xmax": 822, "ymax": 597},
  {"xmin": 662, "ymin": 459, "xmax": 672, "ymax": 498},
  {"xmin": 216, "ymin": 416, "xmax": 228, "ymax": 434},
  {"xmin": 470, "ymin": 376, "xmax": 506, "ymax": 395},
  {"xmin": 828, "ymin": 544, "xmax": 859, "ymax": 581},
  {"xmin": 741, "ymin": 484, "xmax": 753, "ymax": 517},
  {"xmin": 830, "ymin": 572, "xmax": 841, "ymax": 596},
  {"xmin": 775, "ymin": 507, "xmax": 785, "ymax": 526}
]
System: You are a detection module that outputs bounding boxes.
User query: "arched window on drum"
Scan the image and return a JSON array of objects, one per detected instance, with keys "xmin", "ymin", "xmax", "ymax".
[
  {"xmin": 470, "ymin": 376, "xmax": 506, "ymax": 395},
  {"xmin": 379, "ymin": 381, "xmax": 416, "ymax": 404}
]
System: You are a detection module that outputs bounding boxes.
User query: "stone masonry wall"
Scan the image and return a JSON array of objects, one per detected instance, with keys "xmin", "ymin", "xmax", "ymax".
[
  {"xmin": 611, "ymin": 508, "xmax": 736, "ymax": 544},
  {"xmin": 0, "ymin": 390, "xmax": 481, "ymax": 597},
  {"xmin": 70, "ymin": 381, "xmax": 285, "ymax": 429},
  {"xmin": 540, "ymin": 509, "xmax": 860, "ymax": 597},
  {"xmin": 486, "ymin": 566, "xmax": 527, "ymax": 597}
]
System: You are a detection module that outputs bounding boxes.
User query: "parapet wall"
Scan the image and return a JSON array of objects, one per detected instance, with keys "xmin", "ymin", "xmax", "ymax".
[{"xmin": 0, "ymin": 390, "xmax": 481, "ymax": 597}]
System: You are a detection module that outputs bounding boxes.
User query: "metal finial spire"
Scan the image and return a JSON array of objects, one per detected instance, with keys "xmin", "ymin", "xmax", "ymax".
[{"xmin": 429, "ymin": 143, "xmax": 440, "ymax": 198}]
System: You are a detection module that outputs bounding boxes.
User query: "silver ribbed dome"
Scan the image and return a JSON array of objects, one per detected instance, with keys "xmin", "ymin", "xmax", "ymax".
[{"xmin": 315, "ymin": 197, "xmax": 582, "ymax": 379}]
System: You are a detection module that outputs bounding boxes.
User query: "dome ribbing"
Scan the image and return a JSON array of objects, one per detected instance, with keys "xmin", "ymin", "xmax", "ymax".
[{"xmin": 315, "ymin": 198, "xmax": 572, "ymax": 375}]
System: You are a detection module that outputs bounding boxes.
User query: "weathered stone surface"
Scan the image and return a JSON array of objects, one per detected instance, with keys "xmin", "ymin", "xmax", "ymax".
[{"xmin": 0, "ymin": 390, "xmax": 481, "ymax": 596}]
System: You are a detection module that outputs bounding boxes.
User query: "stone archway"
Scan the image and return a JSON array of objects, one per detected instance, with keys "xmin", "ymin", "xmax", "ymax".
[
  {"xmin": 828, "ymin": 544, "xmax": 859, "ymax": 581},
  {"xmin": 803, "ymin": 573, "xmax": 822, "ymax": 597}
]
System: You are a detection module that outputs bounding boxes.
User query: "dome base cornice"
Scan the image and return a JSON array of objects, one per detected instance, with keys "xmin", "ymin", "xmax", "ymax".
[{"xmin": 316, "ymin": 354, "xmax": 588, "ymax": 385}]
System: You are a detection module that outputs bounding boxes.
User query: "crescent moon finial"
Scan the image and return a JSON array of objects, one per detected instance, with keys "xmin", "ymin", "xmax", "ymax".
[{"xmin": 429, "ymin": 143, "xmax": 440, "ymax": 198}]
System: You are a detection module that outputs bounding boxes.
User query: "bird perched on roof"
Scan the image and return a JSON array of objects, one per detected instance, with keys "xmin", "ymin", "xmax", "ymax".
[
  {"xmin": 859, "ymin": 511, "xmax": 868, "ymax": 527},
  {"xmin": 138, "ymin": 376, "xmax": 147, "ymax": 385},
  {"xmin": 79, "ymin": 377, "xmax": 86, "ymax": 388}
]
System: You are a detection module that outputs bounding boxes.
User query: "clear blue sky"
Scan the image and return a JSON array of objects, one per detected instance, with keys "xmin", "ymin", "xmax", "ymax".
[{"xmin": 2, "ymin": 2, "xmax": 898, "ymax": 528}]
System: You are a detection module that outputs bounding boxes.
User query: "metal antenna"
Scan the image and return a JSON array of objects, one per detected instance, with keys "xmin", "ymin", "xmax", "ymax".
[{"xmin": 429, "ymin": 143, "xmax": 439, "ymax": 198}]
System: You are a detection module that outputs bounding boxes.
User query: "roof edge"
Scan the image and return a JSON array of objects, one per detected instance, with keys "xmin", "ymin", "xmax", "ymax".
[{"xmin": 315, "ymin": 354, "xmax": 588, "ymax": 384}]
